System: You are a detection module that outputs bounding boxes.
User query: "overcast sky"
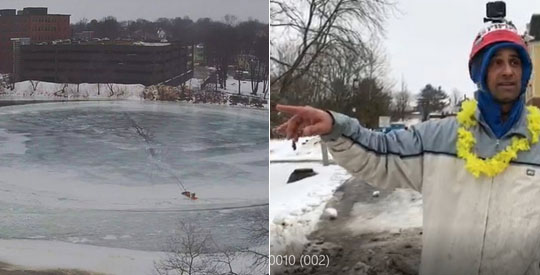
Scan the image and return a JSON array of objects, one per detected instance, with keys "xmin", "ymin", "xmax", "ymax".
[
  {"xmin": 0, "ymin": 0, "xmax": 268, "ymax": 23},
  {"xmin": 385, "ymin": 0, "xmax": 540, "ymax": 98}
]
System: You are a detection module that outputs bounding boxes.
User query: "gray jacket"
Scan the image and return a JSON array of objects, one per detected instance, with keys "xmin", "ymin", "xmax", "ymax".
[{"xmin": 322, "ymin": 109, "xmax": 540, "ymax": 275}]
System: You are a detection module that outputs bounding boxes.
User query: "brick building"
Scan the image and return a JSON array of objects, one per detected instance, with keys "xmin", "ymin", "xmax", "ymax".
[
  {"xmin": 0, "ymin": 7, "xmax": 70, "ymax": 73},
  {"xmin": 16, "ymin": 42, "xmax": 194, "ymax": 86}
]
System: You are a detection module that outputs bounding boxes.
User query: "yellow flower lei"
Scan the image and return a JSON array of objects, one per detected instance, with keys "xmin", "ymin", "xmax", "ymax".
[{"xmin": 456, "ymin": 100, "xmax": 540, "ymax": 178}]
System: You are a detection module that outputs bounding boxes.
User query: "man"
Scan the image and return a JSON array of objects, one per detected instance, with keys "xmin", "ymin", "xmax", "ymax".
[{"xmin": 275, "ymin": 21, "xmax": 540, "ymax": 275}]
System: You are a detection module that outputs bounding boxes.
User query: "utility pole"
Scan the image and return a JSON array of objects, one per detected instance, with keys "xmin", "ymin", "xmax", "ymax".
[{"xmin": 321, "ymin": 142, "xmax": 329, "ymax": 166}]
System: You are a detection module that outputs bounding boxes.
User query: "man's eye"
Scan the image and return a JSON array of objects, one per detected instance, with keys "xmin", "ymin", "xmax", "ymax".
[{"xmin": 511, "ymin": 59, "xmax": 521, "ymax": 66}]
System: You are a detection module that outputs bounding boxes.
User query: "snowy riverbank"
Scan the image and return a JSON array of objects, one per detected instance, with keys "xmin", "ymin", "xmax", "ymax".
[{"xmin": 270, "ymin": 136, "xmax": 423, "ymax": 273}]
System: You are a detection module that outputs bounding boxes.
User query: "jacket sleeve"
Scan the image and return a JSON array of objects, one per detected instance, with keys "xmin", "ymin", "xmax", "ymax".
[{"xmin": 321, "ymin": 111, "xmax": 428, "ymax": 192}]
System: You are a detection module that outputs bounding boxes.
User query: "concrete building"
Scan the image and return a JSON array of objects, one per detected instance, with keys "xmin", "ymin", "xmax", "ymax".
[
  {"xmin": 73, "ymin": 31, "xmax": 94, "ymax": 41},
  {"xmin": 0, "ymin": 7, "xmax": 70, "ymax": 73}
]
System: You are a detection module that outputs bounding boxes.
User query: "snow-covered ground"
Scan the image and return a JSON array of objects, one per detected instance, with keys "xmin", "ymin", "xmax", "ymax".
[
  {"xmin": 0, "ymin": 78, "xmax": 267, "ymax": 106},
  {"xmin": 189, "ymin": 65, "xmax": 267, "ymax": 99},
  {"xmin": 0, "ymin": 240, "xmax": 258, "ymax": 275},
  {"xmin": 1, "ymin": 81, "xmax": 145, "ymax": 100},
  {"xmin": 0, "ymin": 240, "xmax": 163, "ymax": 275},
  {"xmin": 346, "ymin": 189, "xmax": 422, "ymax": 235},
  {"xmin": 187, "ymin": 77, "xmax": 202, "ymax": 91},
  {"xmin": 221, "ymin": 76, "xmax": 266, "ymax": 97},
  {"xmin": 0, "ymin": 101, "xmax": 268, "ymax": 274},
  {"xmin": 270, "ymin": 138, "xmax": 333, "ymax": 162},
  {"xmin": 270, "ymin": 138, "xmax": 348, "ymax": 255},
  {"xmin": 270, "ymin": 136, "xmax": 423, "ymax": 255},
  {"xmin": 270, "ymin": 162, "xmax": 349, "ymax": 256},
  {"xmin": 193, "ymin": 76, "xmax": 266, "ymax": 98}
]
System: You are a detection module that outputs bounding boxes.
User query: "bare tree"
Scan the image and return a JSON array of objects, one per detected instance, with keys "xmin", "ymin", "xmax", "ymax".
[
  {"xmin": 307, "ymin": 37, "xmax": 388, "ymax": 106},
  {"xmin": 271, "ymin": 43, "xmax": 296, "ymax": 81},
  {"xmin": 154, "ymin": 220, "xmax": 219, "ymax": 275},
  {"xmin": 392, "ymin": 90, "xmax": 411, "ymax": 121},
  {"xmin": 106, "ymin": 83, "xmax": 116, "ymax": 97},
  {"xmin": 392, "ymin": 80, "xmax": 411, "ymax": 121},
  {"xmin": 224, "ymin": 14, "xmax": 239, "ymax": 27},
  {"xmin": 8, "ymin": 74, "xmax": 15, "ymax": 91},
  {"xmin": 251, "ymin": 28, "xmax": 269, "ymax": 97},
  {"xmin": 29, "ymin": 80, "xmax": 40, "ymax": 95},
  {"xmin": 249, "ymin": 60, "xmax": 260, "ymax": 95},
  {"xmin": 116, "ymin": 86, "xmax": 126, "ymax": 98},
  {"xmin": 270, "ymin": 0, "xmax": 394, "ymax": 95},
  {"xmin": 210, "ymin": 244, "xmax": 243, "ymax": 275},
  {"xmin": 155, "ymin": 208, "xmax": 269, "ymax": 275},
  {"xmin": 54, "ymin": 83, "xmax": 69, "ymax": 97},
  {"xmin": 450, "ymin": 88, "xmax": 463, "ymax": 110},
  {"xmin": 307, "ymin": 45, "xmax": 358, "ymax": 106},
  {"xmin": 262, "ymin": 82, "xmax": 269, "ymax": 100},
  {"xmin": 209, "ymin": 208, "xmax": 269, "ymax": 275}
]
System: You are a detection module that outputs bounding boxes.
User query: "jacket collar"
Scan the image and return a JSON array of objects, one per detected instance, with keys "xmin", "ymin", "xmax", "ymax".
[{"xmin": 474, "ymin": 105, "xmax": 530, "ymax": 140}]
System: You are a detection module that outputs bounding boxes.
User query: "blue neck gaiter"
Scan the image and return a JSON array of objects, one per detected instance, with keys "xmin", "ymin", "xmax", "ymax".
[{"xmin": 475, "ymin": 90, "xmax": 524, "ymax": 138}]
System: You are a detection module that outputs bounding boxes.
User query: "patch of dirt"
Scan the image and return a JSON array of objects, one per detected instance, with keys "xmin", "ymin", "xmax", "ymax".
[{"xmin": 272, "ymin": 178, "xmax": 422, "ymax": 275}]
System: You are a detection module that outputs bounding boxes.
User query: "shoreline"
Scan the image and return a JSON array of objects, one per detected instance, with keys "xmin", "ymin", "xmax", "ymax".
[
  {"xmin": 0, "ymin": 239, "xmax": 162, "ymax": 275},
  {"xmin": 0, "ymin": 261, "xmax": 102, "ymax": 275},
  {"xmin": 0, "ymin": 97, "xmax": 268, "ymax": 111}
]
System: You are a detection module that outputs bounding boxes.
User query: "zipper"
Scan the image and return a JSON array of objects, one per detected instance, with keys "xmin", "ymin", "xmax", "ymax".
[{"xmin": 478, "ymin": 177, "xmax": 494, "ymax": 275}]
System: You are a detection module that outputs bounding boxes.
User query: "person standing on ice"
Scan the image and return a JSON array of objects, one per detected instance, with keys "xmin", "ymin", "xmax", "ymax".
[{"xmin": 274, "ymin": 17, "xmax": 540, "ymax": 275}]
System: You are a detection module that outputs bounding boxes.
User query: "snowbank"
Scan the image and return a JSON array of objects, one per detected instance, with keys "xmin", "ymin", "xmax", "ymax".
[
  {"xmin": 270, "ymin": 162, "xmax": 349, "ymax": 255},
  {"xmin": 270, "ymin": 136, "xmax": 423, "ymax": 256},
  {"xmin": 270, "ymin": 137, "xmax": 349, "ymax": 255},
  {"xmin": 221, "ymin": 76, "xmax": 266, "ymax": 98},
  {"xmin": 0, "ymin": 239, "xmax": 162, "ymax": 275},
  {"xmin": 187, "ymin": 78, "xmax": 202, "ymax": 90},
  {"xmin": 0, "ymin": 240, "xmax": 261, "ymax": 275},
  {"xmin": 347, "ymin": 188, "xmax": 422, "ymax": 234},
  {"xmin": 1, "ymin": 81, "xmax": 145, "ymax": 100}
]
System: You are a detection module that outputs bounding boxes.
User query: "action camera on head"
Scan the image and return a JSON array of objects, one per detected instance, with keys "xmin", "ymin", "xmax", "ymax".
[{"xmin": 484, "ymin": 1, "xmax": 506, "ymax": 23}]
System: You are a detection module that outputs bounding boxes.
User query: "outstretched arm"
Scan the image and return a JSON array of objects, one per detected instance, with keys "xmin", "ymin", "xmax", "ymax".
[{"xmin": 275, "ymin": 105, "xmax": 425, "ymax": 192}]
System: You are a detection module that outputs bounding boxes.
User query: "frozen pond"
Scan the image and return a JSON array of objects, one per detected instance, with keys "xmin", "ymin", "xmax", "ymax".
[{"xmin": 0, "ymin": 101, "xmax": 268, "ymax": 250}]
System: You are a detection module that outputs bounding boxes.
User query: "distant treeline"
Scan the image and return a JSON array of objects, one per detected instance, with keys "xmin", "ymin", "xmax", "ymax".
[
  {"xmin": 71, "ymin": 16, "xmax": 268, "ymax": 90},
  {"xmin": 71, "ymin": 16, "xmax": 268, "ymax": 63}
]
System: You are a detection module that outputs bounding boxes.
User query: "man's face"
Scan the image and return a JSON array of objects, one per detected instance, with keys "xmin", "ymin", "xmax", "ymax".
[{"xmin": 486, "ymin": 48, "xmax": 523, "ymax": 103}]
